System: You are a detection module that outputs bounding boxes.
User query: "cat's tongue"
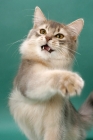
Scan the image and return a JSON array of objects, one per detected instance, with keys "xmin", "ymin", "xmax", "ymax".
[
  {"xmin": 41, "ymin": 44, "xmax": 54, "ymax": 53},
  {"xmin": 44, "ymin": 44, "xmax": 51, "ymax": 52}
]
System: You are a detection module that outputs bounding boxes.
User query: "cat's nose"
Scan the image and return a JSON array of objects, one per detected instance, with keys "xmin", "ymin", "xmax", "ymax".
[{"xmin": 45, "ymin": 36, "xmax": 52, "ymax": 42}]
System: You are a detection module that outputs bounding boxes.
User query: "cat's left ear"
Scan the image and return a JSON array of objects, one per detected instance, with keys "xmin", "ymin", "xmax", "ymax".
[
  {"xmin": 33, "ymin": 6, "xmax": 47, "ymax": 27},
  {"xmin": 67, "ymin": 19, "xmax": 84, "ymax": 37}
]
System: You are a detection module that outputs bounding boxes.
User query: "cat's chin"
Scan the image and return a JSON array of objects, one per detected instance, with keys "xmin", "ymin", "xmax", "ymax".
[{"xmin": 41, "ymin": 44, "xmax": 54, "ymax": 53}]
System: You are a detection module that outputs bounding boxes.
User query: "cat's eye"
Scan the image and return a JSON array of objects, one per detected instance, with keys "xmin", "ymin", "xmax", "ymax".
[
  {"xmin": 55, "ymin": 33, "xmax": 64, "ymax": 39},
  {"xmin": 40, "ymin": 29, "xmax": 46, "ymax": 34}
]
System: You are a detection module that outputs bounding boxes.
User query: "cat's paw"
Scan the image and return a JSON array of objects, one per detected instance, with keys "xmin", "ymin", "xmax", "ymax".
[{"xmin": 59, "ymin": 72, "xmax": 84, "ymax": 97}]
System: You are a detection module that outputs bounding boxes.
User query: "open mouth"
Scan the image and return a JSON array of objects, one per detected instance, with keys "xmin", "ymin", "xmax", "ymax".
[{"xmin": 41, "ymin": 44, "xmax": 54, "ymax": 53}]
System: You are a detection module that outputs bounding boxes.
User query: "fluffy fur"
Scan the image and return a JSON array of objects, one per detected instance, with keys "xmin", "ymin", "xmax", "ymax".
[{"xmin": 9, "ymin": 7, "xmax": 93, "ymax": 140}]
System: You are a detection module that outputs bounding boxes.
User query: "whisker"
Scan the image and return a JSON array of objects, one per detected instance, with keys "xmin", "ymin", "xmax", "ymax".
[
  {"xmin": 7, "ymin": 35, "xmax": 27, "ymax": 46},
  {"xmin": 62, "ymin": 46, "xmax": 79, "ymax": 66},
  {"xmin": 55, "ymin": 45, "xmax": 79, "ymax": 66},
  {"xmin": 6, "ymin": 35, "xmax": 27, "ymax": 52},
  {"xmin": 11, "ymin": 48, "xmax": 19, "ymax": 58},
  {"xmin": 63, "ymin": 46, "xmax": 81, "ymax": 55},
  {"xmin": 71, "ymin": 54, "xmax": 79, "ymax": 66},
  {"xmin": 7, "ymin": 39, "xmax": 24, "ymax": 47},
  {"xmin": 6, "ymin": 39, "xmax": 24, "ymax": 53},
  {"xmin": 63, "ymin": 47, "xmax": 79, "ymax": 66},
  {"xmin": 6, "ymin": 36, "xmax": 36, "ymax": 53},
  {"xmin": 67, "ymin": 50, "xmax": 79, "ymax": 66},
  {"xmin": 57, "ymin": 48, "xmax": 66, "ymax": 57}
]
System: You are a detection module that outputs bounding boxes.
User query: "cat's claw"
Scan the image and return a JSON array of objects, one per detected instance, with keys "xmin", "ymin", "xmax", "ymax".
[{"xmin": 60, "ymin": 72, "xmax": 84, "ymax": 97}]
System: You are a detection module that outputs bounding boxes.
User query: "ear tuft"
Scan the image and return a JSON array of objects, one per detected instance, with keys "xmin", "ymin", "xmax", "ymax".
[
  {"xmin": 67, "ymin": 18, "xmax": 84, "ymax": 36},
  {"xmin": 33, "ymin": 6, "xmax": 47, "ymax": 27},
  {"xmin": 35, "ymin": 6, "xmax": 40, "ymax": 10}
]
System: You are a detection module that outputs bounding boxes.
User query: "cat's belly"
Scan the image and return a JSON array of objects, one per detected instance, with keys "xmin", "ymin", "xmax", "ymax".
[{"xmin": 9, "ymin": 89, "xmax": 65, "ymax": 140}]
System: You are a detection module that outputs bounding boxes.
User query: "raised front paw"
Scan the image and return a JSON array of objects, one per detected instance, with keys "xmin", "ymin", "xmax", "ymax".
[{"xmin": 60, "ymin": 72, "xmax": 84, "ymax": 97}]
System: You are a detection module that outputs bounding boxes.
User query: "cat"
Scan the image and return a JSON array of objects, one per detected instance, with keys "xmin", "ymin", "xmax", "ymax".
[{"xmin": 9, "ymin": 6, "xmax": 93, "ymax": 140}]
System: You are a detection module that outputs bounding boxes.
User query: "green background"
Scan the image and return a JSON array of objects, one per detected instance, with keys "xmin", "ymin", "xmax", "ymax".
[{"xmin": 0, "ymin": 0, "xmax": 93, "ymax": 139}]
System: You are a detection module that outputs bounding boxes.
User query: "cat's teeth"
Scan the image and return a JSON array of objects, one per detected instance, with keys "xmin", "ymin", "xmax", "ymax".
[{"xmin": 42, "ymin": 46, "xmax": 44, "ymax": 50}]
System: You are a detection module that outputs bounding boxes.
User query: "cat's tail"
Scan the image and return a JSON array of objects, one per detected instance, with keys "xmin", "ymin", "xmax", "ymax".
[{"xmin": 79, "ymin": 92, "xmax": 93, "ymax": 130}]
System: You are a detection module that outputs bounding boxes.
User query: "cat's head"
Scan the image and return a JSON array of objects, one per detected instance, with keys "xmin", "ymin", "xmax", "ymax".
[{"xmin": 20, "ymin": 7, "xmax": 84, "ymax": 69}]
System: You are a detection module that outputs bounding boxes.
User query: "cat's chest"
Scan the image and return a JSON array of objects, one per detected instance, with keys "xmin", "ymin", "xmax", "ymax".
[
  {"xmin": 28, "ymin": 95, "xmax": 65, "ymax": 128},
  {"xmin": 10, "ymin": 91, "xmax": 68, "ymax": 140}
]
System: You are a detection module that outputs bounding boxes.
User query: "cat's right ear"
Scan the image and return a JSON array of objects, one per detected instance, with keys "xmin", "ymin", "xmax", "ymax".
[
  {"xmin": 67, "ymin": 19, "xmax": 84, "ymax": 37},
  {"xmin": 33, "ymin": 7, "xmax": 47, "ymax": 28}
]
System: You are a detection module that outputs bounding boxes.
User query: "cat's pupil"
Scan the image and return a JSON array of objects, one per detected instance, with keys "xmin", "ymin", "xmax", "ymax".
[
  {"xmin": 40, "ymin": 29, "xmax": 46, "ymax": 34},
  {"xmin": 55, "ymin": 33, "xmax": 64, "ymax": 39}
]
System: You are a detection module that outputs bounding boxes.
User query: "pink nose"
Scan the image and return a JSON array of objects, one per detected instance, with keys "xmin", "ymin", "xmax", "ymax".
[{"xmin": 45, "ymin": 36, "xmax": 52, "ymax": 42}]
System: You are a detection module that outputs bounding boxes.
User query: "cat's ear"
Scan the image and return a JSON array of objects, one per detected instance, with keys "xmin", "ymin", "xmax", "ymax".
[
  {"xmin": 33, "ymin": 6, "xmax": 47, "ymax": 27},
  {"xmin": 67, "ymin": 19, "xmax": 84, "ymax": 37}
]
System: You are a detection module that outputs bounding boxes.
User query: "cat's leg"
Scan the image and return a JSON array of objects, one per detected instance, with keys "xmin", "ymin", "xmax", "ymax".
[
  {"xmin": 20, "ymin": 70, "xmax": 84, "ymax": 101},
  {"xmin": 43, "ymin": 122, "xmax": 66, "ymax": 140},
  {"xmin": 44, "ymin": 129, "xmax": 61, "ymax": 140}
]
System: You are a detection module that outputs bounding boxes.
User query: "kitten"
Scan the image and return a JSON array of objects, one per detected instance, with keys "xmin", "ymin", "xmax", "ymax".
[{"xmin": 9, "ymin": 6, "xmax": 93, "ymax": 140}]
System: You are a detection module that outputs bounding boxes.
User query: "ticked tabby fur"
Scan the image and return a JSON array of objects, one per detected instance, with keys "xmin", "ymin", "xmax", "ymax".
[{"xmin": 9, "ymin": 7, "xmax": 93, "ymax": 140}]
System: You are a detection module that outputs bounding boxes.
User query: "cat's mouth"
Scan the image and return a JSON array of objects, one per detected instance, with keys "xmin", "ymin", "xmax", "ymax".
[{"xmin": 41, "ymin": 44, "xmax": 54, "ymax": 53}]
